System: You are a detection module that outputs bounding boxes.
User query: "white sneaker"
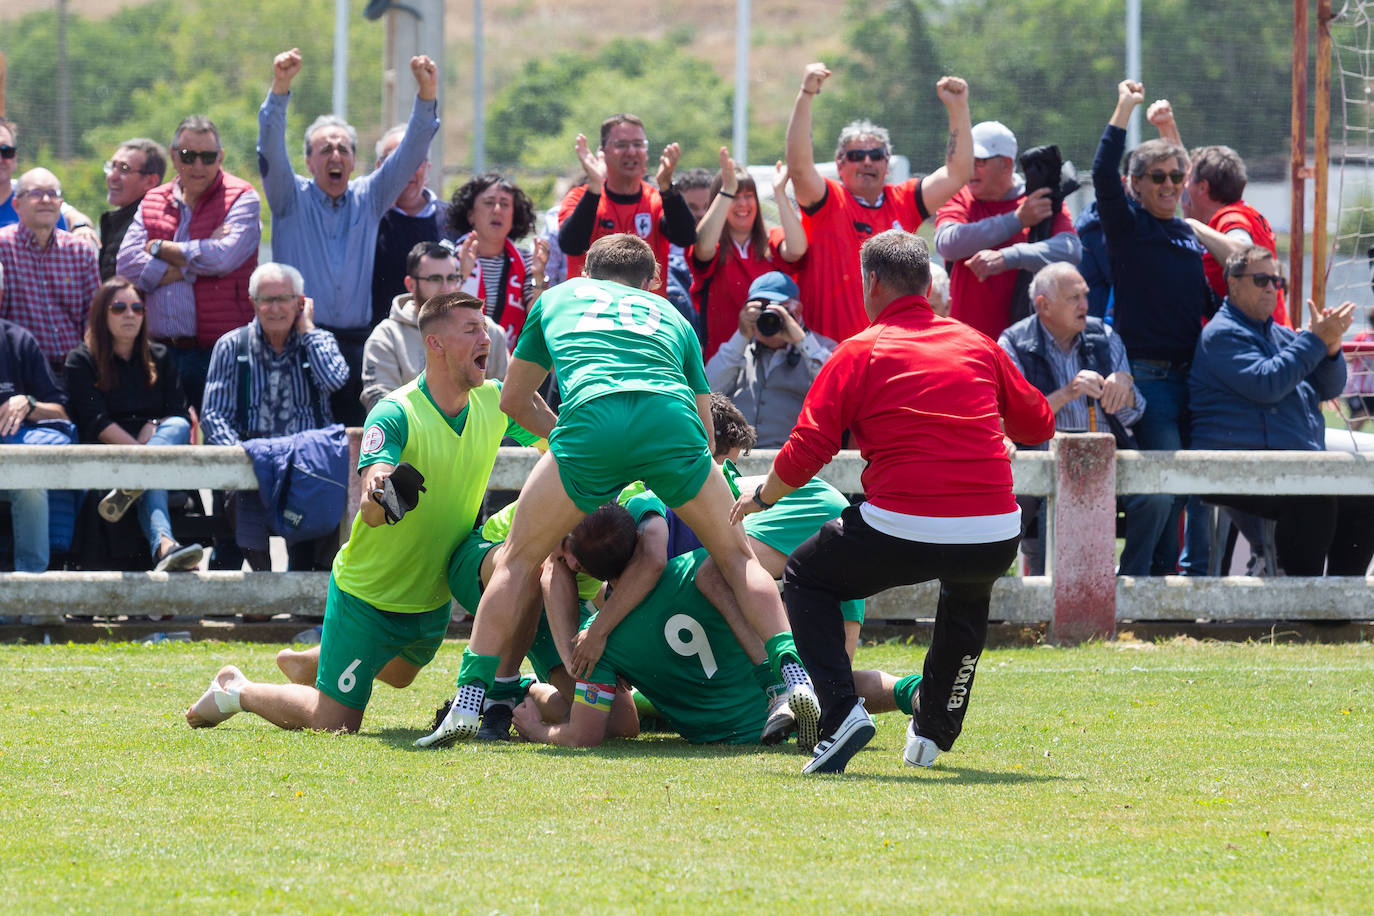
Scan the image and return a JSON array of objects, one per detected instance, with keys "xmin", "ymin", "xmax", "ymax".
[
  {"xmin": 415, "ymin": 683, "xmax": 484, "ymax": 748},
  {"xmin": 802, "ymin": 697, "xmax": 875, "ymax": 774},
  {"xmin": 760, "ymin": 690, "xmax": 796, "ymax": 745},
  {"xmin": 785, "ymin": 682, "xmax": 821, "ymax": 753},
  {"xmin": 903, "ymin": 719, "xmax": 940, "ymax": 768}
]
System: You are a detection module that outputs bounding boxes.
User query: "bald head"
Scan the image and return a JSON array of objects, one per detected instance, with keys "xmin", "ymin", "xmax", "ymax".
[{"xmin": 13, "ymin": 168, "xmax": 64, "ymax": 236}]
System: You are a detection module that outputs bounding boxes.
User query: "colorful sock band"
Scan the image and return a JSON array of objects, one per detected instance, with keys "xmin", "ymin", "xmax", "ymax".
[
  {"xmin": 456, "ymin": 647, "xmax": 500, "ymax": 690},
  {"xmin": 894, "ymin": 673, "xmax": 923, "ymax": 717}
]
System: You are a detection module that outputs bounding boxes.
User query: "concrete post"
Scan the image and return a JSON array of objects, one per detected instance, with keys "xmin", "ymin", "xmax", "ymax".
[{"xmin": 1050, "ymin": 434, "xmax": 1117, "ymax": 642}]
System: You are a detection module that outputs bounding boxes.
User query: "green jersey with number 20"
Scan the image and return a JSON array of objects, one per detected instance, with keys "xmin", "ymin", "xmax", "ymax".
[{"xmin": 512, "ymin": 278, "xmax": 710, "ymax": 415}]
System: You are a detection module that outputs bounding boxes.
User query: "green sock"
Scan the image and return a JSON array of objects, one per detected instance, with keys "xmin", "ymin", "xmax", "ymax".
[
  {"xmin": 455, "ymin": 647, "xmax": 500, "ymax": 690},
  {"xmin": 894, "ymin": 673, "xmax": 923, "ymax": 717},
  {"xmin": 751, "ymin": 662, "xmax": 775, "ymax": 693},
  {"xmin": 487, "ymin": 674, "xmax": 531, "ymax": 703},
  {"xmin": 763, "ymin": 632, "xmax": 802, "ymax": 685}
]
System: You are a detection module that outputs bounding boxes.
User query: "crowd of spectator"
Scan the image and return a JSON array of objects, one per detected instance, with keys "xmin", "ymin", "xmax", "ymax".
[{"xmin": 2, "ymin": 55, "xmax": 1371, "ymax": 591}]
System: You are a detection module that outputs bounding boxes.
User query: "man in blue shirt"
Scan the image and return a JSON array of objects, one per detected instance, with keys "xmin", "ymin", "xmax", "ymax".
[
  {"xmin": 257, "ymin": 48, "xmax": 440, "ymax": 427},
  {"xmin": 1190, "ymin": 246, "xmax": 1372, "ymax": 575}
]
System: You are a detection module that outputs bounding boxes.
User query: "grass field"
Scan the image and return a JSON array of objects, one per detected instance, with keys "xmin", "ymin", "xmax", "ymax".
[{"xmin": 1, "ymin": 638, "xmax": 1371, "ymax": 914}]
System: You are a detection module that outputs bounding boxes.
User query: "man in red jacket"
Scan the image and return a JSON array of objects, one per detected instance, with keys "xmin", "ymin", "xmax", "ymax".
[{"xmin": 732, "ymin": 229, "xmax": 1055, "ymax": 775}]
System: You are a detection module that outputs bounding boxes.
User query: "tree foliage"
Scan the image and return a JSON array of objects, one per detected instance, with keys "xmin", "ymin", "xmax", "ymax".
[{"xmin": 487, "ymin": 38, "xmax": 734, "ymax": 176}]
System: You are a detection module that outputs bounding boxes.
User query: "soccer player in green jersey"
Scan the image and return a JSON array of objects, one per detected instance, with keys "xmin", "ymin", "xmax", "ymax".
[
  {"xmin": 511, "ymin": 503, "xmax": 921, "ymax": 748},
  {"xmin": 185, "ymin": 292, "xmax": 544, "ymax": 733},
  {"xmin": 421, "ymin": 234, "xmax": 819, "ymax": 748}
]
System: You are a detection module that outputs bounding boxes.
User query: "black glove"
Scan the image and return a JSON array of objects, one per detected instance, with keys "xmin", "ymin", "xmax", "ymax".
[{"xmin": 373, "ymin": 462, "xmax": 427, "ymax": 524}]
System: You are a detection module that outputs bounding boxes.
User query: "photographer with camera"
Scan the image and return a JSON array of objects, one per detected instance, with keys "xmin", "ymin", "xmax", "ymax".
[
  {"xmin": 935, "ymin": 122, "xmax": 1080, "ymax": 340},
  {"xmin": 705, "ymin": 271, "xmax": 835, "ymax": 448}
]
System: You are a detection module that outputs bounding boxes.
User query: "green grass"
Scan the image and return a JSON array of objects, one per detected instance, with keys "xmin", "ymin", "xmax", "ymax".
[{"xmin": 1, "ymin": 639, "xmax": 1371, "ymax": 914}]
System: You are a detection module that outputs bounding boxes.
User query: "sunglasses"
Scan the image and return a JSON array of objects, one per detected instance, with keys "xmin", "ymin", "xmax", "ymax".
[
  {"xmin": 843, "ymin": 147, "xmax": 888, "ymax": 163},
  {"xmin": 1241, "ymin": 272, "xmax": 1287, "ymax": 291},
  {"xmin": 109, "ymin": 301, "xmax": 146, "ymax": 315},
  {"xmin": 0, "ymin": 144, "xmax": 16, "ymax": 160},
  {"xmin": 1146, "ymin": 170, "xmax": 1186, "ymax": 185},
  {"xmin": 176, "ymin": 148, "xmax": 219, "ymax": 165},
  {"xmin": 254, "ymin": 295, "xmax": 297, "ymax": 306}
]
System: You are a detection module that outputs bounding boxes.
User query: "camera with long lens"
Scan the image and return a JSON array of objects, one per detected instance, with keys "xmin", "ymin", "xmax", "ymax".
[{"xmin": 755, "ymin": 308, "xmax": 784, "ymax": 337}]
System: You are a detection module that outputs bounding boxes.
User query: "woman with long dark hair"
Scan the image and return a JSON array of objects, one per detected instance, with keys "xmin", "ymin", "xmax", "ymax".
[
  {"xmin": 690, "ymin": 149, "xmax": 807, "ymax": 361},
  {"xmin": 64, "ymin": 277, "xmax": 202, "ymax": 571},
  {"xmin": 447, "ymin": 172, "xmax": 549, "ymax": 348}
]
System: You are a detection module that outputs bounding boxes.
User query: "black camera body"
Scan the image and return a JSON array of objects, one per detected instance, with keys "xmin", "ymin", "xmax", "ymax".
[{"xmin": 755, "ymin": 309, "xmax": 784, "ymax": 337}]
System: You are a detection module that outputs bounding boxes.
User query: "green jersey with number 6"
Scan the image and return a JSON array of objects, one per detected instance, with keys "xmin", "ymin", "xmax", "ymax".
[
  {"xmin": 513, "ymin": 278, "xmax": 709, "ymax": 415},
  {"xmin": 585, "ymin": 547, "xmax": 765, "ymax": 744}
]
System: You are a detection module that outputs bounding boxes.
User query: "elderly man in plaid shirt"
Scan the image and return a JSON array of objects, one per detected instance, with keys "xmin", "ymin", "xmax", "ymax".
[{"xmin": 0, "ymin": 168, "xmax": 100, "ymax": 378}]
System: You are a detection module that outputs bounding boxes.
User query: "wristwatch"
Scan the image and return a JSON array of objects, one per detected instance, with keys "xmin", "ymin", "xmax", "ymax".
[
  {"xmin": 24, "ymin": 394, "xmax": 37, "ymax": 417},
  {"xmin": 149, "ymin": 239, "xmax": 164, "ymax": 260},
  {"xmin": 752, "ymin": 483, "xmax": 775, "ymax": 511}
]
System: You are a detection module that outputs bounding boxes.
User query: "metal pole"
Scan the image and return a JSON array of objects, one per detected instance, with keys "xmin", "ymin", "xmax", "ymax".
[
  {"xmin": 1125, "ymin": 0, "xmax": 1141, "ymax": 150},
  {"xmin": 57, "ymin": 0, "xmax": 70, "ymax": 160},
  {"xmin": 474, "ymin": 0, "xmax": 485, "ymax": 174},
  {"xmin": 733, "ymin": 0, "xmax": 751, "ymax": 165},
  {"xmin": 0, "ymin": 51, "xmax": 6, "ymax": 116},
  {"xmin": 1313, "ymin": 0, "xmax": 1333, "ymax": 315},
  {"xmin": 1291, "ymin": 0, "xmax": 1309, "ymax": 326},
  {"xmin": 333, "ymin": 0, "xmax": 349, "ymax": 118}
]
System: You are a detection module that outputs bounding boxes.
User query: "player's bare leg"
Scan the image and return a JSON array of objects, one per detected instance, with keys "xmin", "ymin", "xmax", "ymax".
[
  {"xmin": 186, "ymin": 665, "xmax": 249, "ymax": 728},
  {"xmin": 419, "ymin": 451, "xmax": 585, "ymax": 747},
  {"xmin": 672, "ymin": 466, "xmax": 821, "ymax": 750},
  {"xmin": 276, "ymin": 646, "xmax": 419, "ymax": 689}
]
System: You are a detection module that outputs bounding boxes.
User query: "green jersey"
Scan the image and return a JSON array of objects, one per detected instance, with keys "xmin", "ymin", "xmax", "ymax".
[
  {"xmin": 586, "ymin": 549, "xmax": 766, "ymax": 744},
  {"xmin": 513, "ymin": 279, "xmax": 710, "ymax": 416},
  {"xmin": 333, "ymin": 374, "xmax": 539, "ymax": 612}
]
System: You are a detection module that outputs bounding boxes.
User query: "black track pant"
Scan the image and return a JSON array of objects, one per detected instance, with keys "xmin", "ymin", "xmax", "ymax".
[{"xmin": 783, "ymin": 504, "xmax": 1019, "ymax": 751}]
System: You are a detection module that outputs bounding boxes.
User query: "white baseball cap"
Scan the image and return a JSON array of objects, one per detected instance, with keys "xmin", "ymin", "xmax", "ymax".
[{"xmin": 971, "ymin": 121, "xmax": 1017, "ymax": 160}]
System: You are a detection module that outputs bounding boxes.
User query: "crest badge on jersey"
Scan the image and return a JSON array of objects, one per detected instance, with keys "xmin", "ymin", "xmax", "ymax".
[
  {"xmin": 362, "ymin": 425, "xmax": 385, "ymax": 454},
  {"xmin": 634, "ymin": 212, "xmax": 652, "ymax": 239}
]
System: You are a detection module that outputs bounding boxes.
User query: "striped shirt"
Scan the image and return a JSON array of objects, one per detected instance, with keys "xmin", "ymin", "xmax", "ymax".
[
  {"xmin": 1002, "ymin": 318, "xmax": 1145, "ymax": 433},
  {"xmin": 115, "ymin": 178, "xmax": 262, "ymax": 340},
  {"xmin": 200, "ymin": 319, "xmax": 350, "ymax": 446},
  {"xmin": 475, "ymin": 250, "xmax": 536, "ymax": 318},
  {"xmin": 0, "ymin": 223, "xmax": 100, "ymax": 367}
]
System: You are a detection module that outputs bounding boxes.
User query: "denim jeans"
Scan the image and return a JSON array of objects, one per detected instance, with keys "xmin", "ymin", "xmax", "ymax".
[
  {"xmin": 0, "ymin": 487, "xmax": 49, "ymax": 571},
  {"xmin": 136, "ymin": 416, "xmax": 192, "ymax": 557},
  {"xmin": 1129, "ymin": 359, "xmax": 1202, "ymax": 575}
]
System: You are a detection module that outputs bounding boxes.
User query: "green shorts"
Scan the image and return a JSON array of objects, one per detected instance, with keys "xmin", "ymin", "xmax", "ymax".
[
  {"xmin": 447, "ymin": 528, "xmax": 500, "ymax": 616},
  {"xmin": 316, "ymin": 576, "xmax": 451, "ymax": 710},
  {"xmin": 549, "ymin": 391, "xmax": 713, "ymax": 513}
]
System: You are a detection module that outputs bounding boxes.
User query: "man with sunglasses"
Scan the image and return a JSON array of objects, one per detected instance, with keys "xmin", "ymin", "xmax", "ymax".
[
  {"xmin": 1189, "ymin": 246, "xmax": 1374, "ymax": 576},
  {"xmin": 117, "ymin": 115, "xmax": 261, "ymax": 412},
  {"xmin": 1092, "ymin": 80, "xmax": 1219, "ymax": 576},
  {"xmin": 258, "ymin": 49, "xmax": 440, "ymax": 429},
  {"xmin": 784, "ymin": 62, "xmax": 973, "ymax": 343},
  {"xmin": 97, "ymin": 140, "xmax": 166, "ymax": 282},
  {"xmin": 361, "ymin": 241, "xmax": 507, "ymax": 412},
  {"xmin": 934, "ymin": 121, "xmax": 1081, "ymax": 341},
  {"xmin": 0, "ymin": 169, "xmax": 100, "ymax": 378}
]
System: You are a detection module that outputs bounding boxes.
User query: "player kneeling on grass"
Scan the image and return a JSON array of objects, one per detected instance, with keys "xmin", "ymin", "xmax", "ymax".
[
  {"xmin": 420, "ymin": 233, "xmax": 818, "ymax": 748},
  {"xmin": 511, "ymin": 503, "xmax": 921, "ymax": 748},
  {"xmin": 185, "ymin": 291, "xmax": 544, "ymax": 732}
]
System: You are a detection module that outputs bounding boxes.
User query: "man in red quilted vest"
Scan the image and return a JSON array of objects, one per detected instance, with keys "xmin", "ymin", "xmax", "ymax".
[{"xmin": 117, "ymin": 115, "xmax": 261, "ymax": 410}]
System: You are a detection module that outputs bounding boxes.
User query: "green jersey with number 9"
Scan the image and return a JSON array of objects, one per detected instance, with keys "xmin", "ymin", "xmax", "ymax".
[
  {"xmin": 584, "ymin": 547, "xmax": 765, "ymax": 744},
  {"xmin": 513, "ymin": 278, "xmax": 710, "ymax": 416}
]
